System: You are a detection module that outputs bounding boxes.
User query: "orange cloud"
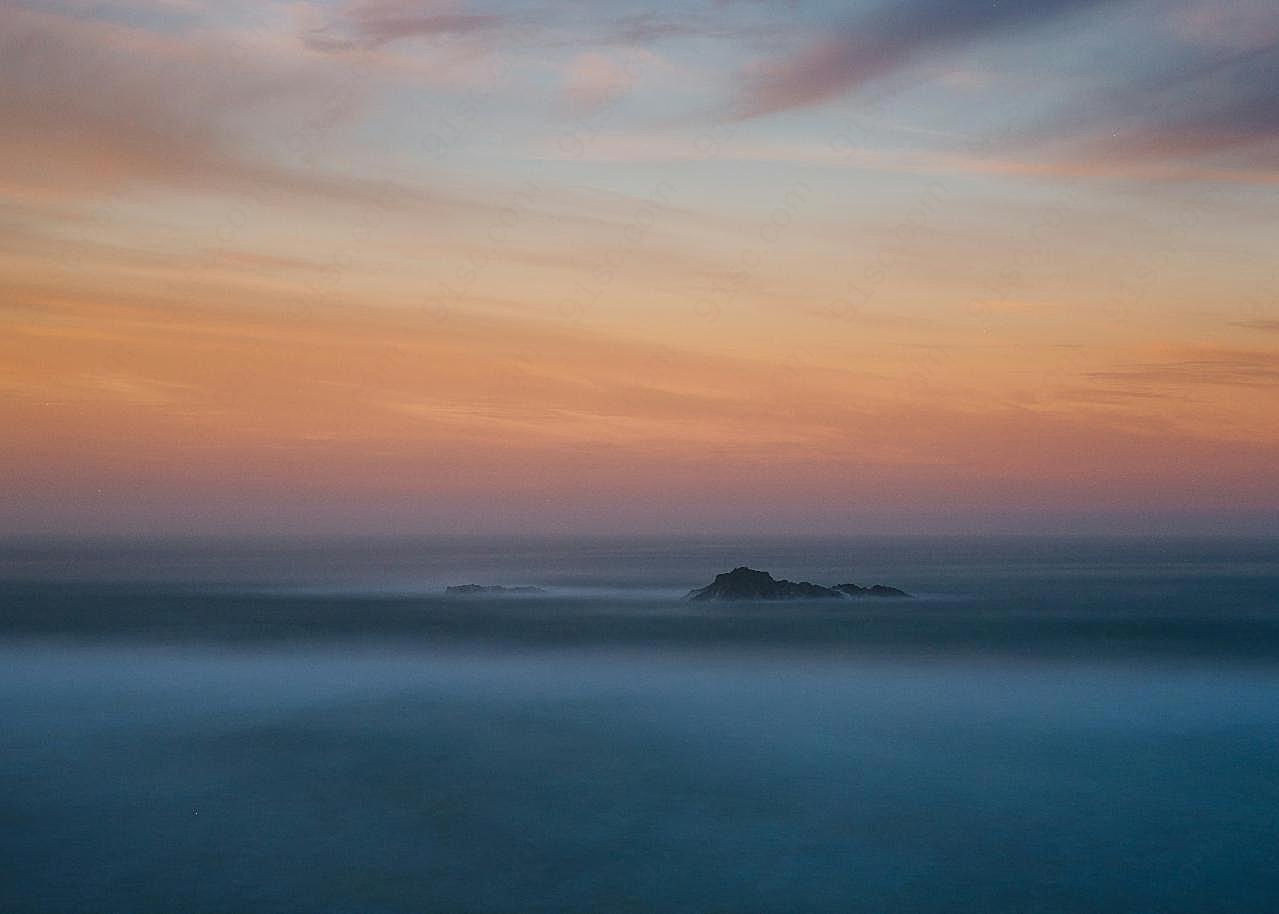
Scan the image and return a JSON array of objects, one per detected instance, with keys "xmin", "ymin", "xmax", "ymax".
[{"xmin": 3, "ymin": 283, "xmax": 1277, "ymax": 533}]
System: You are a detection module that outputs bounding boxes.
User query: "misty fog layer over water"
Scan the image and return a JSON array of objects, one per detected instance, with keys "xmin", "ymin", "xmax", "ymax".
[{"xmin": 2, "ymin": 536, "xmax": 1279, "ymax": 913}]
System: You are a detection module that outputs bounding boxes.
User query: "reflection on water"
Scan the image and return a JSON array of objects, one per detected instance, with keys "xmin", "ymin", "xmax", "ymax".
[{"xmin": 2, "ymin": 536, "xmax": 1278, "ymax": 912}]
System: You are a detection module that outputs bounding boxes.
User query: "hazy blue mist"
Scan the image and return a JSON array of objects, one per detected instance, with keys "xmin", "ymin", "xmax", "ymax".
[{"xmin": 3, "ymin": 536, "xmax": 1278, "ymax": 913}]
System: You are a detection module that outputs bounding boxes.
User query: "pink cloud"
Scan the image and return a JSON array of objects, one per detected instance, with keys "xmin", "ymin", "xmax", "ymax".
[
  {"xmin": 562, "ymin": 52, "xmax": 633, "ymax": 115},
  {"xmin": 1171, "ymin": 0, "xmax": 1279, "ymax": 50},
  {"xmin": 0, "ymin": 5, "xmax": 465, "ymax": 211}
]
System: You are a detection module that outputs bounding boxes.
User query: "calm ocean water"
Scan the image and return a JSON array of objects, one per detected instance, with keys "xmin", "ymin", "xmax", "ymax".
[{"xmin": 3, "ymin": 535, "xmax": 1278, "ymax": 913}]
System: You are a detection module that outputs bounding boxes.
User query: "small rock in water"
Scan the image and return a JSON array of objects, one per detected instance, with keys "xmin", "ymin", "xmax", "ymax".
[{"xmin": 445, "ymin": 584, "xmax": 545, "ymax": 594}]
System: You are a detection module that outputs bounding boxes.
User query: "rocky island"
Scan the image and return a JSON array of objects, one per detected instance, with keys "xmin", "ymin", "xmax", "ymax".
[
  {"xmin": 687, "ymin": 567, "xmax": 910, "ymax": 601},
  {"xmin": 445, "ymin": 584, "xmax": 545, "ymax": 594}
]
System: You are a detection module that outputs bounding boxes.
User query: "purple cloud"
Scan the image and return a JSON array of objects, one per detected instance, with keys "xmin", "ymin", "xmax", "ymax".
[
  {"xmin": 1058, "ymin": 44, "xmax": 1279, "ymax": 165},
  {"xmin": 305, "ymin": 0, "xmax": 501, "ymax": 52},
  {"xmin": 734, "ymin": 0, "xmax": 1125, "ymax": 119}
]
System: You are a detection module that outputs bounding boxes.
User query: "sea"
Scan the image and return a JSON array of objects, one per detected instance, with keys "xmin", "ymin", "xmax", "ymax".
[{"xmin": 2, "ymin": 534, "xmax": 1278, "ymax": 913}]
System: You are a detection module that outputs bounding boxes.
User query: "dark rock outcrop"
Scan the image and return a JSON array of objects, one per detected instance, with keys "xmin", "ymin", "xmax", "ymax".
[
  {"xmin": 866, "ymin": 584, "xmax": 909, "ymax": 597},
  {"xmin": 686, "ymin": 567, "xmax": 842, "ymax": 601},
  {"xmin": 445, "ymin": 584, "xmax": 545, "ymax": 594},
  {"xmin": 835, "ymin": 582, "xmax": 910, "ymax": 598},
  {"xmin": 687, "ymin": 567, "xmax": 910, "ymax": 601}
]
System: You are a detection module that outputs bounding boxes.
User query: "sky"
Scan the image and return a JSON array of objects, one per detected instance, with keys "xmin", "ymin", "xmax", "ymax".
[{"xmin": 1, "ymin": 0, "xmax": 1277, "ymax": 535}]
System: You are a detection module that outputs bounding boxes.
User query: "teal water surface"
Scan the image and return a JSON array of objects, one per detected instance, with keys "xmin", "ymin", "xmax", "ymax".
[{"xmin": 2, "ymin": 536, "xmax": 1278, "ymax": 913}]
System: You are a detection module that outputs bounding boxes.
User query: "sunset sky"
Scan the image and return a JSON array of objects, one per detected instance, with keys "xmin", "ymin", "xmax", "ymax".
[{"xmin": 2, "ymin": 0, "xmax": 1277, "ymax": 534}]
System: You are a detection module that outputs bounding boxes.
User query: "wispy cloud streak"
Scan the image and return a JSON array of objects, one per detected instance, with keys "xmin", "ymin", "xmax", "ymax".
[
  {"xmin": 303, "ymin": 0, "xmax": 502, "ymax": 52},
  {"xmin": 1088, "ymin": 348, "xmax": 1279, "ymax": 389},
  {"xmin": 733, "ymin": 0, "xmax": 1122, "ymax": 119},
  {"xmin": 731, "ymin": 0, "xmax": 1279, "ymax": 178},
  {"xmin": 1055, "ymin": 43, "xmax": 1279, "ymax": 166}
]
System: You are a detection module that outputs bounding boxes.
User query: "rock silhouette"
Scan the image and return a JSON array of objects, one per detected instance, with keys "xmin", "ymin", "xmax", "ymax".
[
  {"xmin": 445, "ymin": 584, "xmax": 545, "ymax": 594},
  {"xmin": 687, "ymin": 567, "xmax": 910, "ymax": 601}
]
